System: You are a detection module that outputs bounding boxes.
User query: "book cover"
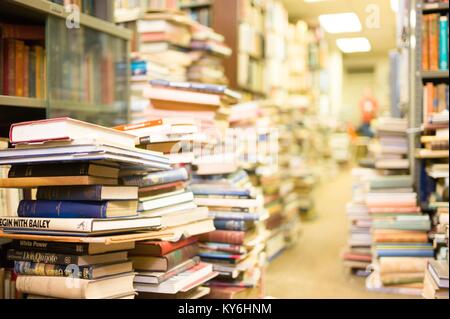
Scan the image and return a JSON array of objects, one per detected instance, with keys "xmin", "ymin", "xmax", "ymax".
[
  {"xmin": 14, "ymin": 40, "xmax": 24, "ymax": 97},
  {"xmin": 132, "ymin": 237, "xmax": 198, "ymax": 257},
  {"xmin": 439, "ymin": 15, "xmax": 448, "ymax": 70},
  {"xmin": 428, "ymin": 13, "xmax": 439, "ymax": 71},
  {"xmin": 422, "ymin": 14, "xmax": 430, "ymax": 70},
  {"xmin": 199, "ymin": 230, "xmax": 245, "ymax": 245},
  {"xmin": 122, "ymin": 167, "xmax": 188, "ymax": 187},
  {"xmin": 213, "ymin": 220, "xmax": 249, "ymax": 231},
  {"xmin": 8, "ymin": 163, "xmax": 118, "ymax": 179},
  {"xmin": 17, "ymin": 200, "xmax": 135, "ymax": 219},
  {"xmin": 36, "ymin": 185, "xmax": 137, "ymax": 201}
]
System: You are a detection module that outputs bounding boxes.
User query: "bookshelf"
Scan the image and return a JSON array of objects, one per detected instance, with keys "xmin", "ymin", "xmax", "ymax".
[
  {"xmin": 410, "ymin": 0, "xmax": 449, "ymax": 205},
  {"xmin": 0, "ymin": 0, "xmax": 132, "ymax": 137}
]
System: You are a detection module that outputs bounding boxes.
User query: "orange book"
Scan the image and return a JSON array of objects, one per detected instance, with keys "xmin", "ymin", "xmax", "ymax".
[
  {"xmin": 34, "ymin": 46, "xmax": 42, "ymax": 99},
  {"xmin": 42, "ymin": 48, "xmax": 47, "ymax": 99},
  {"xmin": 428, "ymin": 14, "xmax": 439, "ymax": 71},
  {"xmin": 373, "ymin": 230, "xmax": 429, "ymax": 243},
  {"xmin": 14, "ymin": 40, "xmax": 24, "ymax": 97},
  {"xmin": 114, "ymin": 119, "xmax": 163, "ymax": 131},
  {"xmin": 426, "ymin": 82, "xmax": 435, "ymax": 121},
  {"xmin": 23, "ymin": 45, "xmax": 29, "ymax": 97},
  {"xmin": 422, "ymin": 14, "xmax": 430, "ymax": 71}
]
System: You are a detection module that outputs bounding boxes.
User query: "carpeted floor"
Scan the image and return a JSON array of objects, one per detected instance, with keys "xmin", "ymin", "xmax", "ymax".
[{"xmin": 264, "ymin": 167, "xmax": 413, "ymax": 299}]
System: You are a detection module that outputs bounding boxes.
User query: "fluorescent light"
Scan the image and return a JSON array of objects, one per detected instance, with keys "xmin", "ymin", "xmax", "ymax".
[
  {"xmin": 304, "ymin": 0, "xmax": 327, "ymax": 2},
  {"xmin": 336, "ymin": 37, "xmax": 371, "ymax": 53},
  {"xmin": 390, "ymin": 0, "xmax": 399, "ymax": 13},
  {"xmin": 319, "ymin": 13, "xmax": 362, "ymax": 34}
]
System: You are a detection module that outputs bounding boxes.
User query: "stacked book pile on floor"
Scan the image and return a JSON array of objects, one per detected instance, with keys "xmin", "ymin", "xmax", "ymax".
[
  {"xmin": 365, "ymin": 175, "xmax": 433, "ymax": 296},
  {"xmin": 0, "ymin": 117, "xmax": 175, "ymax": 299},
  {"xmin": 188, "ymin": 23, "xmax": 232, "ymax": 85},
  {"xmin": 119, "ymin": 10, "xmax": 194, "ymax": 121},
  {"xmin": 341, "ymin": 168, "xmax": 377, "ymax": 277},
  {"xmin": 370, "ymin": 117, "xmax": 410, "ymax": 171}
]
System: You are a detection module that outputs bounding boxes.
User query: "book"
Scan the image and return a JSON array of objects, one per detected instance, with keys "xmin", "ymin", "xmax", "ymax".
[
  {"xmin": 9, "ymin": 118, "xmax": 137, "ymax": 149},
  {"xmin": 130, "ymin": 244, "xmax": 199, "ymax": 272},
  {"xmin": 199, "ymin": 230, "xmax": 257, "ymax": 246},
  {"xmin": 428, "ymin": 13, "xmax": 440, "ymax": 71},
  {"xmin": 0, "ymin": 176, "xmax": 118, "ymax": 188},
  {"xmin": 11, "ymin": 240, "xmax": 135, "ymax": 256},
  {"xmin": 134, "ymin": 262, "xmax": 215, "ymax": 294},
  {"xmin": 122, "ymin": 167, "xmax": 189, "ymax": 187},
  {"xmin": 36, "ymin": 185, "xmax": 139, "ymax": 201},
  {"xmin": 17, "ymin": 200, "xmax": 138, "ymax": 219},
  {"xmin": 15, "ymin": 273, "xmax": 135, "ymax": 299},
  {"xmin": 428, "ymin": 260, "xmax": 449, "ymax": 288},
  {"xmin": 139, "ymin": 191, "xmax": 194, "ymax": 212},
  {"xmin": 439, "ymin": 15, "xmax": 448, "ymax": 70},
  {"xmin": 14, "ymin": 260, "xmax": 133, "ymax": 280},
  {"xmin": 134, "ymin": 257, "xmax": 200, "ymax": 285},
  {"xmin": 7, "ymin": 250, "xmax": 128, "ymax": 266},
  {"xmin": 8, "ymin": 163, "xmax": 119, "ymax": 179},
  {"xmin": 131, "ymin": 237, "xmax": 198, "ymax": 256},
  {"xmin": 0, "ymin": 215, "xmax": 161, "ymax": 236}
]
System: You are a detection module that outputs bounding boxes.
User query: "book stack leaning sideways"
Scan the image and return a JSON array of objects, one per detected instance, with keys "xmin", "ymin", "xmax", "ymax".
[{"xmin": 0, "ymin": 117, "xmax": 174, "ymax": 299}]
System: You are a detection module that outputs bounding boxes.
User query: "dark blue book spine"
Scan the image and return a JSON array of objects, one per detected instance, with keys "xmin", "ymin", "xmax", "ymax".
[
  {"xmin": 191, "ymin": 188, "xmax": 251, "ymax": 197},
  {"xmin": 14, "ymin": 261, "xmax": 94, "ymax": 279},
  {"xmin": 36, "ymin": 185, "xmax": 102, "ymax": 201},
  {"xmin": 17, "ymin": 200, "xmax": 107, "ymax": 218},
  {"xmin": 214, "ymin": 220, "xmax": 247, "ymax": 231}
]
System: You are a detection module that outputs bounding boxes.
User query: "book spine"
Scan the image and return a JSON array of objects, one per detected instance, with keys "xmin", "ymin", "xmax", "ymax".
[
  {"xmin": 200, "ymin": 230, "xmax": 245, "ymax": 245},
  {"xmin": 14, "ymin": 261, "xmax": 94, "ymax": 279},
  {"xmin": 36, "ymin": 186, "xmax": 102, "ymax": 201},
  {"xmin": 439, "ymin": 15, "xmax": 448, "ymax": 70},
  {"xmin": 0, "ymin": 217, "xmax": 95, "ymax": 233},
  {"xmin": 122, "ymin": 168, "xmax": 188, "ymax": 187},
  {"xmin": 12, "ymin": 240, "xmax": 89, "ymax": 255},
  {"xmin": 28, "ymin": 47, "xmax": 36, "ymax": 98},
  {"xmin": 158, "ymin": 257, "xmax": 200, "ymax": 284},
  {"xmin": 165, "ymin": 244, "xmax": 199, "ymax": 270},
  {"xmin": 422, "ymin": 14, "xmax": 430, "ymax": 70},
  {"xmin": 7, "ymin": 249, "xmax": 80, "ymax": 265},
  {"xmin": 214, "ymin": 220, "xmax": 247, "ymax": 231},
  {"xmin": 17, "ymin": 200, "xmax": 107, "ymax": 219},
  {"xmin": 15, "ymin": 40, "xmax": 24, "ymax": 97},
  {"xmin": 8, "ymin": 163, "xmax": 89, "ymax": 178},
  {"xmin": 7, "ymin": 39, "xmax": 15, "ymax": 95},
  {"xmin": 429, "ymin": 14, "xmax": 439, "ymax": 71},
  {"xmin": 154, "ymin": 237, "xmax": 198, "ymax": 256}
]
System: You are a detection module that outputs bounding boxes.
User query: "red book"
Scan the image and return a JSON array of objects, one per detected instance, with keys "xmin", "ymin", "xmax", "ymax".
[
  {"xmin": 131, "ymin": 237, "xmax": 198, "ymax": 256},
  {"xmin": 138, "ymin": 181, "xmax": 186, "ymax": 196},
  {"xmin": 0, "ymin": 23, "xmax": 45, "ymax": 41},
  {"xmin": 200, "ymin": 230, "xmax": 247, "ymax": 245}
]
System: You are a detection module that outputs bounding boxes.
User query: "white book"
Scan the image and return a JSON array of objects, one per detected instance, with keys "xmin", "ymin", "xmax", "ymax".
[{"xmin": 139, "ymin": 191, "xmax": 194, "ymax": 211}]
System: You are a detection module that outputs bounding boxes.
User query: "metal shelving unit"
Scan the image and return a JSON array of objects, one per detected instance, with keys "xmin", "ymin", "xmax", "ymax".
[{"xmin": 411, "ymin": 0, "xmax": 449, "ymax": 204}]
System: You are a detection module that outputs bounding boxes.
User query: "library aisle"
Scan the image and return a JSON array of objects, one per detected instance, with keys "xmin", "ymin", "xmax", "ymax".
[{"xmin": 265, "ymin": 168, "xmax": 412, "ymax": 299}]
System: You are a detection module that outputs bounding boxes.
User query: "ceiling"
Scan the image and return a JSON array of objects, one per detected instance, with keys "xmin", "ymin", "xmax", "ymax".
[{"xmin": 281, "ymin": 0, "xmax": 397, "ymax": 55}]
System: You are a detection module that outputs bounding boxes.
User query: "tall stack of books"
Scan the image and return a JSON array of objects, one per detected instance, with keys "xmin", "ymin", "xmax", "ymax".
[
  {"xmin": 0, "ymin": 117, "xmax": 177, "ymax": 299},
  {"xmin": 119, "ymin": 10, "xmax": 194, "ymax": 121},
  {"xmin": 341, "ymin": 168, "xmax": 378, "ymax": 277},
  {"xmin": 0, "ymin": 23, "xmax": 46, "ymax": 98},
  {"xmin": 365, "ymin": 174, "xmax": 433, "ymax": 296},
  {"xmin": 188, "ymin": 23, "xmax": 232, "ymax": 85}
]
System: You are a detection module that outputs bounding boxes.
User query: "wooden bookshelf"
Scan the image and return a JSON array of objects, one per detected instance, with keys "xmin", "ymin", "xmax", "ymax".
[
  {"xmin": 421, "ymin": 1, "xmax": 450, "ymax": 12},
  {"xmin": 0, "ymin": 95, "xmax": 46, "ymax": 109},
  {"xmin": 0, "ymin": 0, "xmax": 132, "ymax": 137}
]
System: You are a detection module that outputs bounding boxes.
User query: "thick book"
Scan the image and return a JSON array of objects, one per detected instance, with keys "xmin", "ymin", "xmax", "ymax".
[
  {"xmin": 199, "ymin": 230, "xmax": 256, "ymax": 245},
  {"xmin": 9, "ymin": 118, "xmax": 137, "ymax": 148},
  {"xmin": 0, "ymin": 216, "xmax": 161, "ymax": 235},
  {"xmin": 134, "ymin": 257, "xmax": 200, "ymax": 285},
  {"xmin": 7, "ymin": 250, "xmax": 128, "ymax": 266},
  {"xmin": 8, "ymin": 163, "xmax": 119, "ymax": 179},
  {"xmin": 36, "ymin": 185, "xmax": 138, "ymax": 201},
  {"xmin": 131, "ymin": 237, "xmax": 198, "ymax": 256},
  {"xmin": 134, "ymin": 262, "xmax": 215, "ymax": 294},
  {"xmin": 11, "ymin": 240, "xmax": 135, "ymax": 256},
  {"xmin": 213, "ymin": 220, "xmax": 250, "ymax": 231},
  {"xmin": 130, "ymin": 244, "xmax": 198, "ymax": 272},
  {"xmin": 429, "ymin": 13, "xmax": 439, "ymax": 71},
  {"xmin": 428, "ymin": 260, "xmax": 449, "ymax": 288},
  {"xmin": 14, "ymin": 260, "xmax": 133, "ymax": 280},
  {"xmin": 139, "ymin": 191, "xmax": 194, "ymax": 212},
  {"xmin": 122, "ymin": 167, "xmax": 188, "ymax": 187},
  {"xmin": 15, "ymin": 273, "xmax": 135, "ymax": 299},
  {"xmin": 17, "ymin": 200, "xmax": 138, "ymax": 219},
  {"xmin": 0, "ymin": 176, "xmax": 117, "ymax": 188}
]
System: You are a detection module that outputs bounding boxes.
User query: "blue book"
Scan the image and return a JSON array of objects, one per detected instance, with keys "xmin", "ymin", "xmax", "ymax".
[
  {"xmin": 190, "ymin": 187, "xmax": 252, "ymax": 198},
  {"xmin": 439, "ymin": 15, "xmax": 449, "ymax": 70},
  {"xmin": 17, "ymin": 200, "xmax": 137, "ymax": 219},
  {"xmin": 121, "ymin": 167, "xmax": 188, "ymax": 187},
  {"xmin": 376, "ymin": 249, "xmax": 435, "ymax": 258},
  {"xmin": 214, "ymin": 220, "xmax": 249, "ymax": 231}
]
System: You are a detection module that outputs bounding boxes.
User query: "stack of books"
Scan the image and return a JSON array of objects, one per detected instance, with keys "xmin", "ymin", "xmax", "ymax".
[
  {"xmin": 342, "ymin": 168, "xmax": 378, "ymax": 277},
  {"xmin": 189, "ymin": 23, "xmax": 232, "ymax": 85},
  {"xmin": 365, "ymin": 175, "xmax": 433, "ymax": 296},
  {"xmin": 115, "ymin": 116, "xmax": 201, "ymax": 165},
  {"xmin": 371, "ymin": 118, "xmax": 410, "ymax": 171},
  {"xmin": 0, "ymin": 117, "xmax": 176, "ymax": 299},
  {"xmin": 423, "ymin": 259, "xmax": 449, "ymax": 299},
  {"xmin": 191, "ymin": 168, "xmax": 266, "ymax": 299},
  {"xmin": 0, "ymin": 23, "xmax": 46, "ymax": 98},
  {"xmin": 131, "ymin": 237, "xmax": 216, "ymax": 299},
  {"xmin": 417, "ymin": 112, "xmax": 449, "ymax": 159}
]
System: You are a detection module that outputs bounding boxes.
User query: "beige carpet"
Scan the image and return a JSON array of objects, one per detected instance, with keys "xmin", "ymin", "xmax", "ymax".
[{"xmin": 264, "ymin": 167, "xmax": 413, "ymax": 299}]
